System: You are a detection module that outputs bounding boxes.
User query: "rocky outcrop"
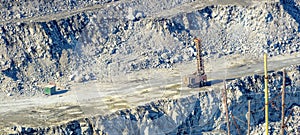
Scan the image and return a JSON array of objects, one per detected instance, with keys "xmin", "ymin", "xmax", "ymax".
[
  {"xmin": 225, "ymin": 65, "xmax": 300, "ymax": 134},
  {"xmin": 280, "ymin": 0, "xmax": 300, "ymax": 31},
  {"xmin": 0, "ymin": 12, "xmax": 89, "ymax": 96}
]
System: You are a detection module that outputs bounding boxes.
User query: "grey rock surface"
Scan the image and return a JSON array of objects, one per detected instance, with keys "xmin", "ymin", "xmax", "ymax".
[
  {"xmin": 1, "ymin": 0, "xmax": 300, "ymax": 134},
  {"xmin": 1, "ymin": 0, "xmax": 300, "ymax": 94}
]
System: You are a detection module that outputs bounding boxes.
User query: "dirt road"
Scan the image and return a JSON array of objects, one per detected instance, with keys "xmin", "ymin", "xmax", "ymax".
[
  {"xmin": 0, "ymin": 0, "xmax": 270, "ymax": 26},
  {"xmin": 0, "ymin": 53, "xmax": 299, "ymax": 132}
]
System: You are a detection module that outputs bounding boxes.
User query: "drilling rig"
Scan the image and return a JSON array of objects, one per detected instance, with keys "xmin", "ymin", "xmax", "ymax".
[{"xmin": 183, "ymin": 38, "xmax": 207, "ymax": 88}]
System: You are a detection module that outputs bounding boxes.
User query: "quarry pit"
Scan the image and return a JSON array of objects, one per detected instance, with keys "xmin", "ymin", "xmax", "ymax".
[{"xmin": 0, "ymin": 0, "xmax": 300, "ymax": 134}]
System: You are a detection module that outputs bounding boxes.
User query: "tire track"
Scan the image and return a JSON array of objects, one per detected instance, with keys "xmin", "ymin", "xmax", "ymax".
[{"xmin": 0, "ymin": 0, "xmax": 128, "ymax": 25}]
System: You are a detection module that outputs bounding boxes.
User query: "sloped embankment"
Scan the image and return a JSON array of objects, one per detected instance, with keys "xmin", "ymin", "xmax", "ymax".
[{"xmin": 1, "ymin": 1, "xmax": 300, "ymax": 95}]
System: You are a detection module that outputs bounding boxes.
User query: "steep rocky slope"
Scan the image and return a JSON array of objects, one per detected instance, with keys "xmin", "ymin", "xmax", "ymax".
[{"xmin": 0, "ymin": 0, "xmax": 299, "ymax": 96}]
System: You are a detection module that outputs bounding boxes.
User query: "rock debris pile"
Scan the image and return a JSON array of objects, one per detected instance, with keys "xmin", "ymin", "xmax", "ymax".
[
  {"xmin": 0, "ymin": 0, "xmax": 299, "ymax": 95},
  {"xmin": 226, "ymin": 65, "xmax": 300, "ymax": 134}
]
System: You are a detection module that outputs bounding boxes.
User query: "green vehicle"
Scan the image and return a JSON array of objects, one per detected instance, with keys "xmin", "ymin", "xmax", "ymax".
[{"xmin": 44, "ymin": 85, "xmax": 56, "ymax": 95}]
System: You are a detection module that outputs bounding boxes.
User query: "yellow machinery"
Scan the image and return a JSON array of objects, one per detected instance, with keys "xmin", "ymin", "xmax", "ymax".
[{"xmin": 183, "ymin": 38, "xmax": 207, "ymax": 87}]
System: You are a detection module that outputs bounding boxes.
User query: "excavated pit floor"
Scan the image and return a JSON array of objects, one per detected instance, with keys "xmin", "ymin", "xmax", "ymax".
[{"xmin": 1, "ymin": 53, "xmax": 300, "ymax": 133}]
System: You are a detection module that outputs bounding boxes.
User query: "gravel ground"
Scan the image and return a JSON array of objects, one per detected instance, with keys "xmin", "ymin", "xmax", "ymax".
[{"xmin": 3, "ymin": 63, "xmax": 299, "ymax": 134}]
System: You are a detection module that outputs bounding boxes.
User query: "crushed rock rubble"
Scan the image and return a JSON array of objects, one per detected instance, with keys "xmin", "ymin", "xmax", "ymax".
[{"xmin": 0, "ymin": 0, "xmax": 299, "ymax": 95}]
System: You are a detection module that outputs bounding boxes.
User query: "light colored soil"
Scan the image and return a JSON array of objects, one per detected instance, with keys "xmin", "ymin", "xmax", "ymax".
[{"xmin": 1, "ymin": 52, "xmax": 299, "ymax": 133}]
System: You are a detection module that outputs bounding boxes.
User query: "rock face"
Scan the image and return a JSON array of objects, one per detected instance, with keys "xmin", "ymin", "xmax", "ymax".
[
  {"xmin": 0, "ymin": 0, "xmax": 300, "ymax": 95},
  {"xmin": 0, "ymin": 12, "xmax": 90, "ymax": 96},
  {"xmin": 12, "ymin": 65, "xmax": 300, "ymax": 134}
]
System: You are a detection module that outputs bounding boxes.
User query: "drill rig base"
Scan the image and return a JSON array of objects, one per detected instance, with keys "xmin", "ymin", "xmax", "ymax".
[{"xmin": 183, "ymin": 73, "xmax": 207, "ymax": 88}]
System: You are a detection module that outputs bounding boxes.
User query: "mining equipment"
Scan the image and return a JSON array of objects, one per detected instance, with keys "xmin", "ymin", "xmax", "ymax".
[
  {"xmin": 44, "ymin": 84, "xmax": 56, "ymax": 95},
  {"xmin": 183, "ymin": 38, "xmax": 207, "ymax": 88}
]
